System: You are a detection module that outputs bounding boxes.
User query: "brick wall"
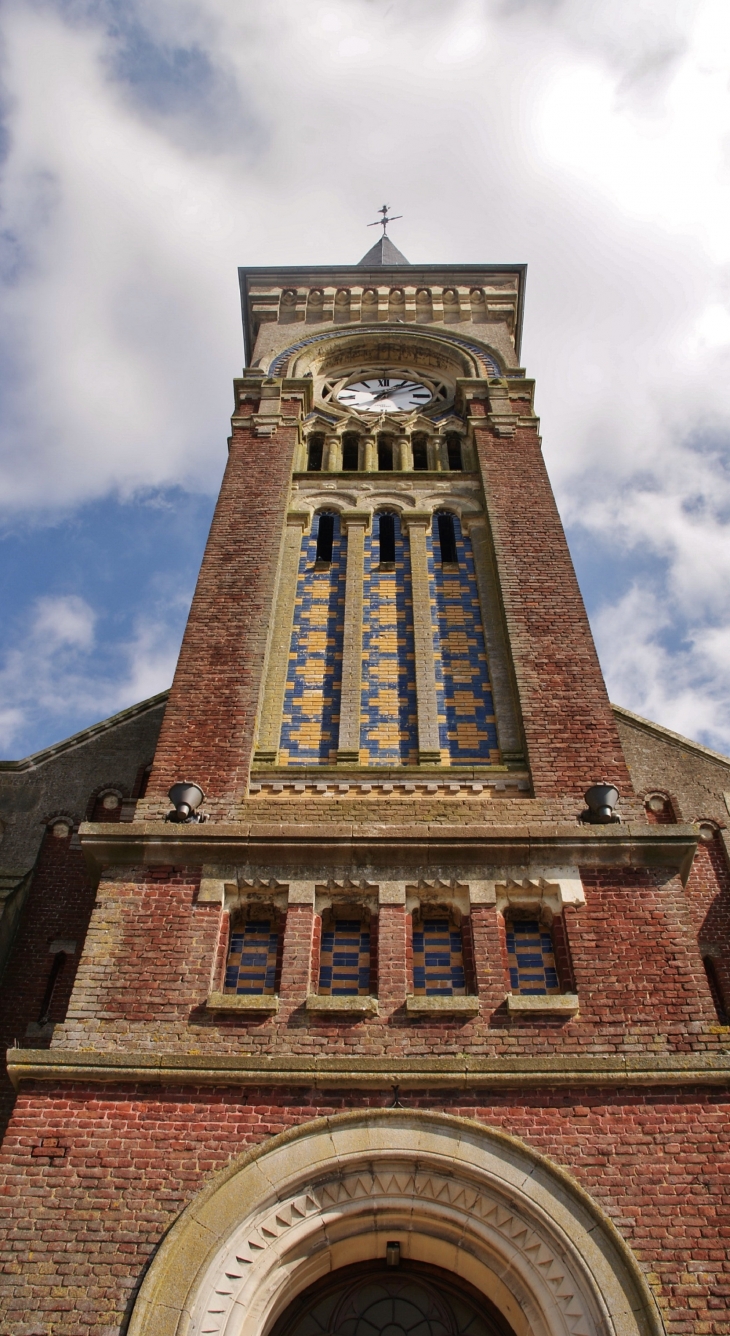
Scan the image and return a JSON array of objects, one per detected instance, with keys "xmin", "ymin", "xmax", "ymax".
[
  {"xmin": 142, "ymin": 401, "xmax": 303, "ymax": 817},
  {"xmin": 0, "ymin": 1086, "xmax": 727, "ymax": 1336},
  {"xmin": 49, "ymin": 864, "xmax": 724, "ymax": 1058},
  {"xmin": 473, "ymin": 407, "xmax": 632, "ymax": 798},
  {"xmin": 0, "ymin": 829, "xmax": 96, "ymax": 1135}
]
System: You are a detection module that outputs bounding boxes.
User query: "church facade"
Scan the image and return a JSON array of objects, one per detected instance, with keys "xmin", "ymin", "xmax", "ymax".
[{"xmin": 0, "ymin": 236, "xmax": 729, "ymax": 1336}]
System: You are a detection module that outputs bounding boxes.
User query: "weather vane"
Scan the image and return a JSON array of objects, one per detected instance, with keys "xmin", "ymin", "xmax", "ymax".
[{"xmin": 368, "ymin": 204, "xmax": 402, "ymax": 237}]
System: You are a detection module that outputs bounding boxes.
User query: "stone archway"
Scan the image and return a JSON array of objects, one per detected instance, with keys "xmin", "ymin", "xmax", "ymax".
[{"xmin": 128, "ymin": 1111, "xmax": 664, "ymax": 1336}]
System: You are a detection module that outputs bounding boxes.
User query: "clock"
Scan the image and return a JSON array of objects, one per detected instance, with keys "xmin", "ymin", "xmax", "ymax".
[{"xmin": 336, "ymin": 376, "xmax": 433, "ymax": 414}]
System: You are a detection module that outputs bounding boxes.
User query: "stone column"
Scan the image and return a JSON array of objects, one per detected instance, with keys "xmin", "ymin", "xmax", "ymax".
[
  {"xmin": 362, "ymin": 434, "xmax": 377, "ymax": 472},
  {"xmin": 427, "ymin": 436, "xmax": 443, "ymax": 471},
  {"xmin": 401, "ymin": 512, "xmax": 442, "ymax": 764},
  {"xmin": 325, "ymin": 434, "xmax": 342, "ymax": 472},
  {"xmin": 337, "ymin": 511, "xmax": 370, "ymax": 764},
  {"xmin": 396, "ymin": 432, "xmax": 411, "ymax": 471},
  {"xmin": 253, "ymin": 510, "xmax": 309, "ymax": 763}
]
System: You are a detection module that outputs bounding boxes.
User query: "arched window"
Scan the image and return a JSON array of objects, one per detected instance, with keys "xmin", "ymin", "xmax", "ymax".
[
  {"xmin": 446, "ymin": 434, "xmax": 463, "ymax": 471},
  {"xmin": 342, "ymin": 433, "xmax": 360, "ymax": 471},
  {"xmin": 378, "ymin": 511, "xmax": 396, "ymax": 566},
  {"xmin": 505, "ymin": 915, "xmax": 560, "ymax": 996},
  {"xmin": 224, "ymin": 910, "xmax": 281, "ymax": 997},
  {"xmin": 315, "ymin": 512, "xmax": 335, "ymax": 564},
  {"xmin": 436, "ymin": 512, "xmax": 458, "ymax": 565},
  {"xmin": 318, "ymin": 909, "xmax": 372, "ymax": 996},
  {"xmin": 412, "ymin": 910, "xmax": 467, "ymax": 996},
  {"xmin": 377, "ymin": 435, "xmax": 394, "ymax": 471},
  {"xmin": 411, "ymin": 433, "xmax": 429, "ymax": 471},
  {"xmin": 89, "ymin": 790, "xmax": 123, "ymax": 822},
  {"xmin": 703, "ymin": 955, "xmax": 728, "ymax": 1024},
  {"xmin": 307, "ymin": 434, "xmax": 324, "ymax": 471}
]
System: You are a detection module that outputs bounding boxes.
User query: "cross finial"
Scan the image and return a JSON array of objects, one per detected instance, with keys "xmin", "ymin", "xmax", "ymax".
[{"xmin": 368, "ymin": 204, "xmax": 402, "ymax": 237}]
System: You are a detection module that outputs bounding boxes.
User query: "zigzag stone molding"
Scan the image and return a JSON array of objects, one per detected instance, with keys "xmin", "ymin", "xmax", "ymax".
[{"xmin": 126, "ymin": 1114, "xmax": 663, "ymax": 1336}]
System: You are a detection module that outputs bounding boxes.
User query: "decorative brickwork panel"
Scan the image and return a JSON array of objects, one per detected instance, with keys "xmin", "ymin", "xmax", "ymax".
[
  {"xmin": 428, "ymin": 512, "xmax": 499, "ymax": 765},
  {"xmin": 318, "ymin": 913, "xmax": 371, "ymax": 995},
  {"xmin": 506, "ymin": 919, "xmax": 560, "ymax": 995},
  {"xmin": 412, "ymin": 914, "xmax": 467, "ymax": 995},
  {"xmin": 360, "ymin": 513, "xmax": 417, "ymax": 763},
  {"xmin": 224, "ymin": 918, "xmax": 279, "ymax": 995},
  {"xmin": 279, "ymin": 512, "xmax": 346, "ymax": 764}
]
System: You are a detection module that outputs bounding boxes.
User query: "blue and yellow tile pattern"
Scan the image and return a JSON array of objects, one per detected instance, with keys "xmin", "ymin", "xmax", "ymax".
[
  {"xmin": 279, "ymin": 511, "xmax": 346, "ymax": 764},
  {"xmin": 360, "ymin": 512, "xmax": 418, "ymax": 764},
  {"xmin": 318, "ymin": 917, "xmax": 371, "ymax": 995},
  {"xmin": 224, "ymin": 919, "xmax": 279, "ymax": 995},
  {"xmin": 413, "ymin": 916, "xmax": 467, "ymax": 995},
  {"xmin": 506, "ymin": 919, "xmax": 560, "ymax": 995},
  {"xmin": 428, "ymin": 513, "xmax": 499, "ymax": 765}
]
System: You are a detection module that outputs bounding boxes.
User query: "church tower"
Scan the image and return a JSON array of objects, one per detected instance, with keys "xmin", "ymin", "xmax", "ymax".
[{"xmin": 1, "ymin": 224, "xmax": 728, "ymax": 1336}]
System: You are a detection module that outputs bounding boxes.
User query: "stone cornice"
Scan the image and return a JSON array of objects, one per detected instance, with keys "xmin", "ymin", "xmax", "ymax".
[
  {"xmin": 77, "ymin": 820, "xmax": 698, "ymax": 884},
  {"xmin": 7, "ymin": 1047, "xmax": 730, "ymax": 1091}
]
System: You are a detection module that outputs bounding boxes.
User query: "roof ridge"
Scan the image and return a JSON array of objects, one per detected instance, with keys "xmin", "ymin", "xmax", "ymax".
[{"xmin": 0, "ymin": 690, "xmax": 170, "ymax": 772}]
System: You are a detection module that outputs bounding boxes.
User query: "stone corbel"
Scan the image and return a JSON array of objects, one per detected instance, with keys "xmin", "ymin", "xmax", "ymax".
[
  {"xmin": 490, "ymin": 866, "xmax": 585, "ymax": 918},
  {"xmin": 486, "ymin": 380, "xmax": 517, "ymax": 438},
  {"xmin": 252, "ymin": 376, "xmax": 283, "ymax": 437}
]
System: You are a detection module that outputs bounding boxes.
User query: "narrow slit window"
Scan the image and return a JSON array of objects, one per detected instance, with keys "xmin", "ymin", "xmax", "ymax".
[
  {"xmin": 436, "ymin": 512, "xmax": 458, "ymax": 564},
  {"xmin": 315, "ymin": 513, "xmax": 335, "ymax": 564},
  {"xmin": 342, "ymin": 433, "xmax": 359, "ymax": 470},
  {"xmin": 412, "ymin": 434, "xmax": 429, "ymax": 471},
  {"xmin": 378, "ymin": 436, "xmax": 394, "ymax": 471},
  {"xmin": 703, "ymin": 956, "xmax": 728, "ymax": 1024},
  {"xmin": 225, "ymin": 916, "xmax": 279, "ymax": 996},
  {"xmin": 446, "ymin": 434, "xmax": 463, "ymax": 471},
  {"xmin": 38, "ymin": 952, "xmax": 66, "ymax": 1025},
  {"xmin": 318, "ymin": 913, "xmax": 371, "ymax": 995},
  {"xmin": 378, "ymin": 512, "xmax": 396, "ymax": 565},
  {"xmin": 412, "ymin": 913, "xmax": 466, "ymax": 996},
  {"xmin": 307, "ymin": 434, "xmax": 324, "ymax": 471},
  {"xmin": 506, "ymin": 917, "xmax": 561, "ymax": 995}
]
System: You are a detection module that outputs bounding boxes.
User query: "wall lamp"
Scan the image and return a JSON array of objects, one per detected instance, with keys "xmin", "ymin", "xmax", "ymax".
[
  {"xmin": 166, "ymin": 783, "xmax": 207, "ymax": 824},
  {"xmin": 582, "ymin": 783, "xmax": 620, "ymax": 824}
]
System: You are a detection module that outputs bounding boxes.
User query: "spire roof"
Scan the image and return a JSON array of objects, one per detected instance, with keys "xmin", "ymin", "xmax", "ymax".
[{"xmin": 357, "ymin": 234, "xmax": 410, "ymax": 266}]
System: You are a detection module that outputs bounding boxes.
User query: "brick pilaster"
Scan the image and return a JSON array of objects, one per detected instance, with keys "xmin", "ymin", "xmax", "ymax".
[{"xmin": 472, "ymin": 406, "xmax": 632, "ymax": 798}]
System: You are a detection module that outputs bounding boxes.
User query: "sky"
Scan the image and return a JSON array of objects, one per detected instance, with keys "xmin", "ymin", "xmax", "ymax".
[{"xmin": 1, "ymin": 0, "xmax": 730, "ymax": 759}]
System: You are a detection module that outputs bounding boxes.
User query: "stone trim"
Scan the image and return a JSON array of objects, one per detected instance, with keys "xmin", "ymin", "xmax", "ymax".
[
  {"xmin": 125, "ymin": 1108, "xmax": 663, "ymax": 1336},
  {"xmin": 305, "ymin": 994, "xmax": 378, "ymax": 1013},
  {"xmin": 406, "ymin": 994, "xmax": 480, "ymax": 1014},
  {"xmin": 253, "ymin": 510, "xmax": 310, "ymax": 763},
  {"xmin": 205, "ymin": 993, "xmax": 279, "ymax": 1013},
  {"xmin": 337, "ymin": 511, "xmax": 370, "ymax": 762},
  {"xmin": 401, "ymin": 511, "xmax": 442, "ymax": 763},
  {"xmin": 9, "ymin": 1048, "xmax": 730, "ymax": 1090},
  {"xmin": 506, "ymin": 993, "xmax": 579, "ymax": 1016}
]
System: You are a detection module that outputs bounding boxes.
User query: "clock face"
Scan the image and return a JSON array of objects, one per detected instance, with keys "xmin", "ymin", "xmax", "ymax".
[{"xmin": 336, "ymin": 376, "xmax": 433, "ymax": 414}]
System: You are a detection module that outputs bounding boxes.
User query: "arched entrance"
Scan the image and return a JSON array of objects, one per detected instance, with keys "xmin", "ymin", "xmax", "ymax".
[
  {"xmin": 128, "ymin": 1111, "xmax": 664, "ymax": 1336},
  {"xmin": 269, "ymin": 1261, "xmax": 516, "ymax": 1336}
]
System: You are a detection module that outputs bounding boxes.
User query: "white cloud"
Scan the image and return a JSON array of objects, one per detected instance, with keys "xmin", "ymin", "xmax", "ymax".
[
  {"xmin": 0, "ymin": 593, "xmax": 177, "ymax": 754},
  {"xmin": 1, "ymin": 0, "xmax": 730, "ymax": 750}
]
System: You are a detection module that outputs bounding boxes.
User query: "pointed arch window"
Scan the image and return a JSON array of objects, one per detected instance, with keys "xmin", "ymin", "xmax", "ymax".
[
  {"xmin": 436, "ymin": 512, "xmax": 458, "ymax": 565},
  {"xmin": 378, "ymin": 511, "xmax": 396, "ymax": 566}
]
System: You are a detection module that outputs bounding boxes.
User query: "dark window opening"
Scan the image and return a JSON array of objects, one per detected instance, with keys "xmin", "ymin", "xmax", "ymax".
[
  {"xmin": 378, "ymin": 513, "xmax": 396, "ymax": 565},
  {"xmin": 307, "ymin": 435, "xmax": 324, "ymax": 471},
  {"xmin": 315, "ymin": 513, "xmax": 335, "ymax": 564},
  {"xmin": 446, "ymin": 434, "xmax": 463, "ymax": 471},
  {"xmin": 436, "ymin": 512, "xmax": 458, "ymax": 564},
  {"xmin": 38, "ymin": 952, "xmax": 66, "ymax": 1025},
  {"xmin": 703, "ymin": 956, "xmax": 728, "ymax": 1024},
  {"xmin": 378, "ymin": 436, "xmax": 394, "ymax": 471},
  {"xmin": 342, "ymin": 433, "xmax": 359, "ymax": 470},
  {"xmin": 412, "ymin": 434, "xmax": 429, "ymax": 471}
]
